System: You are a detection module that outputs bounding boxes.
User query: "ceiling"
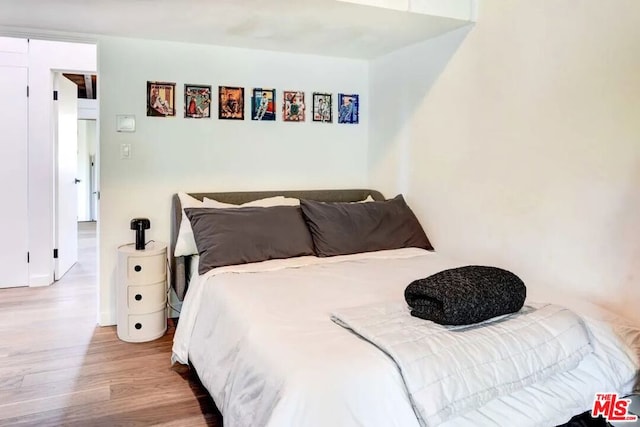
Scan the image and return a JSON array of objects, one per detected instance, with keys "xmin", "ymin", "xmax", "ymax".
[
  {"xmin": 0, "ymin": 0, "xmax": 472, "ymax": 59},
  {"xmin": 63, "ymin": 73, "xmax": 96, "ymax": 99}
]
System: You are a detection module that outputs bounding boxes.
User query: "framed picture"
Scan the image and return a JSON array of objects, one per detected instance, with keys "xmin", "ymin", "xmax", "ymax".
[
  {"xmin": 283, "ymin": 91, "xmax": 305, "ymax": 122},
  {"xmin": 312, "ymin": 92, "xmax": 332, "ymax": 123},
  {"xmin": 251, "ymin": 88, "xmax": 276, "ymax": 121},
  {"xmin": 184, "ymin": 84, "xmax": 211, "ymax": 118},
  {"xmin": 147, "ymin": 81, "xmax": 175, "ymax": 117},
  {"xmin": 218, "ymin": 86, "xmax": 244, "ymax": 120},
  {"xmin": 337, "ymin": 93, "xmax": 359, "ymax": 124}
]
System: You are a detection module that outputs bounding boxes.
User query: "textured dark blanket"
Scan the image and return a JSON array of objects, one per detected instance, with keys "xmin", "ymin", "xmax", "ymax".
[
  {"xmin": 557, "ymin": 411, "xmax": 610, "ymax": 427},
  {"xmin": 404, "ymin": 265, "xmax": 526, "ymax": 325}
]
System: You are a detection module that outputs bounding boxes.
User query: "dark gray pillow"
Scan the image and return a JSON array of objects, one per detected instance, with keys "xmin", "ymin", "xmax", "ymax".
[
  {"xmin": 299, "ymin": 195, "xmax": 433, "ymax": 257},
  {"xmin": 184, "ymin": 206, "xmax": 315, "ymax": 274}
]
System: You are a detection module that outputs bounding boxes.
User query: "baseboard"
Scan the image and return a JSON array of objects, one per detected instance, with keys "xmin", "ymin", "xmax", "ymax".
[
  {"xmin": 29, "ymin": 274, "xmax": 52, "ymax": 287},
  {"xmin": 99, "ymin": 310, "xmax": 116, "ymax": 326}
]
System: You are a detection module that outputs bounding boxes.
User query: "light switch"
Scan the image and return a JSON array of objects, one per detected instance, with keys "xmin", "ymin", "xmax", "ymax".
[{"xmin": 121, "ymin": 143, "xmax": 131, "ymax": 159}]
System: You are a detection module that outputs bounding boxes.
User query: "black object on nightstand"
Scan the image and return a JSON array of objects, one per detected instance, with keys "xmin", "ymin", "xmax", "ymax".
[{"xmin": 130, "ymin": 218, "xmax": 151, "ymax": 250}]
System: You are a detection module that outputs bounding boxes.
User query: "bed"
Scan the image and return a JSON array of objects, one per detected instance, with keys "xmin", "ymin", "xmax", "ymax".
[{"xmin": 170, "ymin": 189, "xmax": 640, "ymax": 427}]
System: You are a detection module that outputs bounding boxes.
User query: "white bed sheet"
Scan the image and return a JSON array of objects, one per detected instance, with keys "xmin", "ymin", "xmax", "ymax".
[{"xmin": 173, "ymin": 249, "xmax": 640, "ymax": 427}]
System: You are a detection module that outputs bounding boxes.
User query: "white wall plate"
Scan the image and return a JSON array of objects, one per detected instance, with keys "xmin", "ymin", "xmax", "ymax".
[{"xmin": 116, "ymin": 114, "xmax": 136, "ymax": 132}]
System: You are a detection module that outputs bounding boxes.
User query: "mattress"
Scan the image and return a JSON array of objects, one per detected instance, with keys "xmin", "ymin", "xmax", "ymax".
[{"xmin": 172, "ymin": 249, "xmax": 640, "ymax": 427}]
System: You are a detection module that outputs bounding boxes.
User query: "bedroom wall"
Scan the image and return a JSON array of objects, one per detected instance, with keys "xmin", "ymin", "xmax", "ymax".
[
  {"xmin": 98, "ymin": 37, "xmax": 369, "ymax": 324},
  {"xmin": 369, "ymin": 0, "xmax": 640, "ymax": 320}
]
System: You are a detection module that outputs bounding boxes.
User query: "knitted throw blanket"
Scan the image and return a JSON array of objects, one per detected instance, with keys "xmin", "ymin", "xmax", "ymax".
[{"xmin": 404, "ymin": 265, "xmax": 526, "ymax": 325}]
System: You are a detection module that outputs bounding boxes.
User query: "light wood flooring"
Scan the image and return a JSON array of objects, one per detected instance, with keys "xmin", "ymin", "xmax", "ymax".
[{"xmin": 0, "ymin": 222, "xmax": 222, "ymax": 426}]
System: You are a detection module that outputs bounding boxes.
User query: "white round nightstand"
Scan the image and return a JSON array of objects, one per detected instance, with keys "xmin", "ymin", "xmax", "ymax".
[{"xmin": 116, "ymin": 241, "xmax": 167, "ymax": 342}]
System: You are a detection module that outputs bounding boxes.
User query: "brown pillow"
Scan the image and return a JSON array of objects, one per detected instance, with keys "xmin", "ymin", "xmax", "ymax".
[
  {"xmin": 184, "ymin": 206, "xmax": 315, "ymax": 274},
  {"xmin": 300, "ymin": 195, "xmax": 433, "ymax": 257}
]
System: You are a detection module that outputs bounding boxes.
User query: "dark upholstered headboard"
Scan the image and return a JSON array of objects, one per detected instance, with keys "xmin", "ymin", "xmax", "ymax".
[{"xmin": 170, "ymin": 189, "xmax": 385, "ymax": 300}]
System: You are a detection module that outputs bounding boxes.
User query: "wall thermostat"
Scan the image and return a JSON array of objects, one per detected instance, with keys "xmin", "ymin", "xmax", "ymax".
[{"xmin": 116, "ymin": 115, "xmax": 136, "ymax": 132}]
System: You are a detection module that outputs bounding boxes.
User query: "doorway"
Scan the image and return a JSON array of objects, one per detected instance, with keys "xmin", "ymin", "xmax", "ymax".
[
  {"xmin": 54, "ymin": 71, "xmax": 98, "ymax": 282},
  {"xmin": 0, "ymin": 38, "xmax": 97, "ymax": 292},
  {"xmin": 77, "ymin": 119, "xmax": 98, "ymax": 222}
]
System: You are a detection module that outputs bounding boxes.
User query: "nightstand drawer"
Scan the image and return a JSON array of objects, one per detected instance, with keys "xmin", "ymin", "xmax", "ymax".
[
  {"xmin": 127, "ymin": 281, "xmax": 166, "ymax": 314},
  {"xmin": 127, "ymin": 310, "xmax": 166, "ymax": 342},
  {"xmin": 127, "ymin": 254, "xmax": 165, "ymax": 284}
]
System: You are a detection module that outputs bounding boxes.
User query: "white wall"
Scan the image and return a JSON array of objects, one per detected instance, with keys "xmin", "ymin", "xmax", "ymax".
[
  {"xmin": 336, "ymin": 0, "xmax": 477, "ymax": 21},
  {"xmin": 369, "ymin": 0, "xmax": 640, "ymax": 320},
  {"xmin": 98, "ymin": 37, "xmax": 369, "ymax": 324},
  {"xmin": 78, "ymin": 98, "xmax": 98, "ymax": 120},
  {"xmin": 369, "ymin": 25, "xmax": 473, "ymax": 198},
  {"xmin": 0, "ymin": 37, "xmax": 29, "ymax": 288},
  {"xmin": 26, "ymin": 40, "xmax": 96, "ymax": 286}
]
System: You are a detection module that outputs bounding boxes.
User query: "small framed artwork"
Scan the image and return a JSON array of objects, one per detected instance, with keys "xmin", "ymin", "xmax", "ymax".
[
  {"xmin": 184, "ymin": 84, "xmax": 211, "ymax": 118},
  {"xmin": 251, "ymin": 88, "xmax": 276, "ymax": 121},
  {"xmin": 218, "ymin": 86, "xmax": 244, "ymax": 120},
  {"xmin": 147, "ymin": 81, "xmax": 175, "ymax": 117},
  {"xmin": 337, "ymin": 93, "xmax": 359, "ymax": 124},
  {"xmin": 283, "ymin": 91, "xmax": 305, "ymax": 122},
  {"xmin": 312, "ymin": 92, "xmax": 332, "ymax": 123}
]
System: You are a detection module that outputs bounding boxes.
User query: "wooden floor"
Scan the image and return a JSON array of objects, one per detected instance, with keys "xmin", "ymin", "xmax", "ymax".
[{"xmin": 0, "ymin": 222, "xmax": 222, "ymax": 426}]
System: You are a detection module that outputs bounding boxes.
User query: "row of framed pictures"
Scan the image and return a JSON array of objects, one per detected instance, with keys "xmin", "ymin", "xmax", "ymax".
[{"xmin": 146, "ymin": 81, "xmax": 359, "ymax": 124}]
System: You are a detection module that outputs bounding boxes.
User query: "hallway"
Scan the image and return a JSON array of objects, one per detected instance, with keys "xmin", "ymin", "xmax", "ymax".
[{"xmin": 0, "ymin": 222, "xmax": 220, "ymax": 426}]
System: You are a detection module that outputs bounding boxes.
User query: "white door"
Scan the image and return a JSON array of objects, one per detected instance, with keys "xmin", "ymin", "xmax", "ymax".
[
  {"xmin": 0, "ymin": 64, "xmax": 29, "ymax": 288},
  {"xmin": 54, "ymin": 74, "xmax": 79, "ymax": 280},
  {"xmin": 76, "ymin": 120, "xmax": 90, "ymax": 222},
  {"xmin": 90, "ymin": 154, "xmax": 97, "ymax": 221}
]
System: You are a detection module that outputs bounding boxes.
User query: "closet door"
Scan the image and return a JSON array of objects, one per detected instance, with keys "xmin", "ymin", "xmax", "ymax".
[{"xmin": 0, "ymin": 38, "xmax": 29, "ymax": 288}]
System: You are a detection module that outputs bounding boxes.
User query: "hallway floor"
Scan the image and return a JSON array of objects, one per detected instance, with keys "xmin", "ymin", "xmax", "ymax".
[{"xmin": 0, "ymin": 221, "xmax": 221, "ymax": 426}]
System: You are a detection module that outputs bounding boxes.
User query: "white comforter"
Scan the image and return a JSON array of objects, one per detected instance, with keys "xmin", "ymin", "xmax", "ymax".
[
  {"xmin": 332, "ymin": 303, "xmax": 592, "ymax": 426},
  {"xmin": 173, "ymin": 249, "xmax": 640, "ymax": 427}
]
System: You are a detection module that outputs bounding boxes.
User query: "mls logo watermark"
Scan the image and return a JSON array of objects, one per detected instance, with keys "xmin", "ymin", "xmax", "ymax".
[{"xmin": 592, "ymin": 393, "xmax": 638, "ymax": 423}]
